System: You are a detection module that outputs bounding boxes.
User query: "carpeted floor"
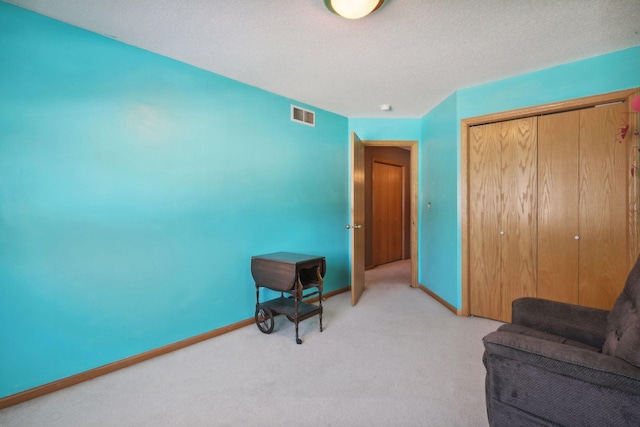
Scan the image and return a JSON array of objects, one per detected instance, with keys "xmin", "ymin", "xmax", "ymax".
[{"xmin": 0, "ymin": 260, "xmax": 502, "ymax": 426}]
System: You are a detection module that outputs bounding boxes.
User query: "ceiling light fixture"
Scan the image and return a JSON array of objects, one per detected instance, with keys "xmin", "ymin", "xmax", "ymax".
[{"xmin": 324, "ymin": 0, "xmax": 385, "ymax": 20}]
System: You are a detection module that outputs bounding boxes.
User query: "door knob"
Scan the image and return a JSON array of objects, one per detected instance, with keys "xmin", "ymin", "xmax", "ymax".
[
  {"xmin": 499, "ymin": 231, "xmax": 505, "ymax": 235},
  {"xmin": 345, "ymin": 224, "xmax": 362, "ymax": 229},
  {"xmin": 574, "ymin": 235, "xmax": 580, "ymax": 240}
]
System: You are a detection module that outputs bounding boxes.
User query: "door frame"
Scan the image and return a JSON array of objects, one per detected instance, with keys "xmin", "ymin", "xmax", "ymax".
[
  {"xmin": 460, "ymin": 88, "xmax": 639, "ymax": 316},
  {"xmin": 358, "ymin": 140, "xmax": 419, "ymax": 289}
]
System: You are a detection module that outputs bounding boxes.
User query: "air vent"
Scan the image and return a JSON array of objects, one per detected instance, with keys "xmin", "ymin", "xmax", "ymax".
[{"xmin": 291, "ymin": 105, "xmax": 315, "ymax": 127}]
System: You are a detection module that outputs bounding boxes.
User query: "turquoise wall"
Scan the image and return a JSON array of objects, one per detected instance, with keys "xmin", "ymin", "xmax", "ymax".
[
  {"xmin": 0, "ymin": 3, "xmax": 349, "ymax": 398},
  {"xmin": 457, "ymin": 47, "xmax": 640, "ymax": 119},
  {"xmin": 419, "ymin": 93, "xmax": 459, "ymax": 306},
  {"xmin": 348, "ymin": 118, "xmax": 421, "ymax": 141}
]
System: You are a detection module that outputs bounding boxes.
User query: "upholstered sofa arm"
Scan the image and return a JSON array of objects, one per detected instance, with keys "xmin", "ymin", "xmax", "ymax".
[
  {"xmin": 483, "ymin": 330, "xmax": 640, "ymax": 426},
  {"xmin": 511, "ymin": 297, "xmax": 609, "ymax": 348},
  {"xmin": 484, "ymin": 330, "xmax": 640, "ymax": 392}
]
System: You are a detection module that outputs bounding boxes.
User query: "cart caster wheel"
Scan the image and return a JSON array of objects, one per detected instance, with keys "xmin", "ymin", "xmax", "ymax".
[
  {"xmin": 255, "ymin": 307, "xmax": 274, "ymax": 334},
  {"xmin": 296, "ymin": 338, "xmax": 302, "ymax": 345}
]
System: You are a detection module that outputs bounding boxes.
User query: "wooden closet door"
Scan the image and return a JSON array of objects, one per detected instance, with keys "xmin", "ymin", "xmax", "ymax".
[
  {"xmin": 500, "ymin": 117, "xmax": 538, "ymax": 322},
  {"xmin": 579, "ymin": 102, "xmax": 630, "ymax": 310},
  {"xmin": 469, "ymin": 122, "xmax": 502, "ymax": 320},
  {"xmin": 537, "ymin": 111, "xmax": 580, "ymax": 304}
]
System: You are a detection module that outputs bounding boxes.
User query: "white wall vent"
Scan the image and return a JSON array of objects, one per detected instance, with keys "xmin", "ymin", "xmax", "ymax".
[{"xmin": 291, "ymin": 105, "xmax": 315, "ymax": 127}]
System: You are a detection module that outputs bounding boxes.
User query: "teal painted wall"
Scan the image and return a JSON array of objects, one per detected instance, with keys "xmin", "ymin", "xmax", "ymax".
[
  {"xmin": 0, "ymin": 3, "xmax": 349, "ymax": 398},
  {"xmin": 419, "ymin": 93, "xmax": 459, "ymax": 307},
  {"xmin": 348, "ymin": 118, "xmax": 421, "ymax": 141},
  {"xmin": 457, "ymin": 46, "xmax": 640, "ymax": 119}
]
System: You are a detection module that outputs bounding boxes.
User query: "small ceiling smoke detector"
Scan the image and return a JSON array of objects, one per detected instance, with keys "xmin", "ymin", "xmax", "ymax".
[{"xmin": 380, "ymin": 104, "xmax": 392, "ymax": 111}]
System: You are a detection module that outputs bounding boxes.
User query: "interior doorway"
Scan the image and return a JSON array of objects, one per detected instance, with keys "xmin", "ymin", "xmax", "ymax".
[
  {"xmin": 372, "ymin": 159, "xmax": 404, "ymax": 266},
  {"xmin": 361, "ymin": 140, "xmax": 418, "ymax": 289},
  {"xmin": 365, "ymin": 259, "xmax": 412, "ymax": 289}
]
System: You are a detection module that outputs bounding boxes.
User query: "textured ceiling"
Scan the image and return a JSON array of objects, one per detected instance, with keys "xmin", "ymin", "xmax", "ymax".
[{"xmin": 6, "ymin": 0, "xmax": 640, "ymax": 118}]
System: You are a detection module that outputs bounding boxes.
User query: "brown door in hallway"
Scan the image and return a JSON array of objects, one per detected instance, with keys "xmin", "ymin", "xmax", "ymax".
[{"xmin": 372, "ymin": 160, "xmax": 404, "ymax": 266}]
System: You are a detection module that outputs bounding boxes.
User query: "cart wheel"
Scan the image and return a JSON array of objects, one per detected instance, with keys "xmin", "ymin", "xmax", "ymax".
[
  {"xmin": 255, "ymin": 307, "xmax": 274, "ymax": 334},
  {"xmin": 296, "ymin": 338, "xmax": 302, "ymax": 345},
  {"xmin": 286, "ymin": 315, "xmax": 295, "ymax": 322}
]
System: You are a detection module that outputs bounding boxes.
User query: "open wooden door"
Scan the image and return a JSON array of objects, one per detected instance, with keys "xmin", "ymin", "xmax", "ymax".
[{"xmin": 350, "ymin": 132, "xmax": 365, "ymax": 305}]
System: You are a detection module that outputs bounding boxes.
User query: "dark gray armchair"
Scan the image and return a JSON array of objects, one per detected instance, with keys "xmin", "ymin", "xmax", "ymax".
[{"xmin": 482, "ymin": 256, "xmax": 640, "ymax": 426}]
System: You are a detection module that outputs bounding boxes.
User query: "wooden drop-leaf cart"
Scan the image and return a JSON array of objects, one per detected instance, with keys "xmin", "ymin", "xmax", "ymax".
[{"xmin": 251, "ymin": 252, "xmax": 325, "ymax": 344}]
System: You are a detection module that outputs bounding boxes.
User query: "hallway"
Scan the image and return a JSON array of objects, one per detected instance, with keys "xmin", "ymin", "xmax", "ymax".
[{"xmin": 365, "ymin": 259, "xmax": 411, "ymax": 288}]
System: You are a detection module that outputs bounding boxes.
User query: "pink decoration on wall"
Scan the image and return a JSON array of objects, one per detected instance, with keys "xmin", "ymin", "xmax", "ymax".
[{"xmin": 631, "ymin": 95, "xmax": 640, "ymax": 113}]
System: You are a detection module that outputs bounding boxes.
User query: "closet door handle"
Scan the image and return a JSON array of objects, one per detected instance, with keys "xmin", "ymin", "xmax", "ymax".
[
  {"xmin": 574, "ymin": 235, "xmax": 580, "ymax": 240},
  {"xmin": 499, "ymin": 231, "xmax": 505, "ymax": 235}
]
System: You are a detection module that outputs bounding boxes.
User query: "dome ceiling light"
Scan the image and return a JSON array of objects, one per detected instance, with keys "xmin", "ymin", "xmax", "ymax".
[{"xmin": 324, "ymin": 0, "xmax": 385, "ymax": 20}]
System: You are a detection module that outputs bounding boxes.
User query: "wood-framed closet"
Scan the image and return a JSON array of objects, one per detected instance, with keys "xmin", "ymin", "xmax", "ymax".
[{"xmin": 460, "ymin": 88, "xmax": 640, "ymax": 322}]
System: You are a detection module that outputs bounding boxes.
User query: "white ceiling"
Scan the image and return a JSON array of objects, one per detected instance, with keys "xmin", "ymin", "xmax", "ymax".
[{"xmin": 6, "ymin": 0, "xmax": 640, "ymax": 118}]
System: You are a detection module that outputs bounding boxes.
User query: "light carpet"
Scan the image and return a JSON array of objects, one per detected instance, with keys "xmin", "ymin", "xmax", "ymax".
[{"xmin": 0, "ymin": 260, "xmax": 502, "ymax": 426}]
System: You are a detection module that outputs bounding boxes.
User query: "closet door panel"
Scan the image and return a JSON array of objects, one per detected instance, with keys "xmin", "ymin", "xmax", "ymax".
[
  {"xmin": 537, "ymin": 111, "xmax": 580, "ymax": 304},
  {"xmin": 579, "ymin": 103, "xmax": 629, "ymax": 310},
  {"xmin": 500, "ymin": 117, "xmax": 538, "ymax": 322},
  {"xmin": 469, "ymin": 122, "xmax": 502, "ymax": 320}
]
